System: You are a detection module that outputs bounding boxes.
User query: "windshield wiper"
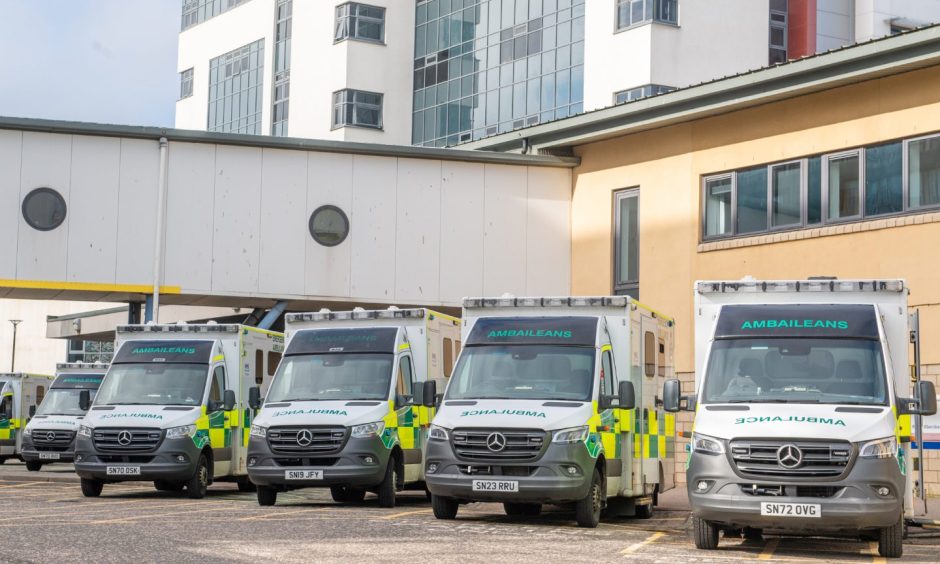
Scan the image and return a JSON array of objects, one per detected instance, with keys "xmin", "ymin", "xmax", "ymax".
[
  {"xmin": 463, "ymin": 396, "xmax": 514, "ymax": 400},
  {"xmin": 724, "ymin": 399, "xmax": 789, "ymax": 403},
  {"xmin": 280, "ymin": 398, "xmax": 325, "ymax": 402}
]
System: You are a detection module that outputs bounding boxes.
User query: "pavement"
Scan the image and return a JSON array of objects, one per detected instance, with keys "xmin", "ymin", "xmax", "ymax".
[{"xmin": 1, "ymin": 460, "xmax": 940, "ymax": 563}]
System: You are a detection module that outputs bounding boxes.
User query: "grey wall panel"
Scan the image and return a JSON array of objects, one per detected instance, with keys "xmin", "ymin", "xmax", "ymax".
[
  {"xmin": 259, "ymin": 148, "xmax": 307, "ymax": 296},
  {"xmin": 67, "ymin": 136, "xmax": 121, "ymax": 283},
  {"xmin": 17, "ymin": 132, "xmax": 72, "ymax": 282},
  {"xmin": 305, "ymin": 152, "xmax": 353, "ymax": 298},
  {"xmin": 439, "ymin": 161, "xmax": 485, "ymax": 303},
  {"xmin": 349, "ymin": 155, "xmax": 397, "ymax": 300},
  {"xmin": 482, "ymin": 164, "xmax": 527, "ymax": 296},
  {"xmin": 395, "ymin": 158, "xmax": 441, "ymax": 302},
  {"xmin": 525, "ymin": 167, "xmax": 571, "ymax": 295},
  {"xmin": 165, "ymin": 142, "xmax": 216, "ymax": 291},
  {"xmin": 0, "ymin": 131, "xmax": 22, "ymax": 279},
  {"xmin": 212, "ymin": 145, "xmax": 263, "ymax": 294},
  {"xmin": 115, "ymin": 139, "xmax": 160, "ymax": 285}
]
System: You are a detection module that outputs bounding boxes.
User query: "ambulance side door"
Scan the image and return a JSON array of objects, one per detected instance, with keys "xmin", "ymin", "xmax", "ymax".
[{"xmin": 394, "ymin": 353, "xmax": 421, "ymax": 481}]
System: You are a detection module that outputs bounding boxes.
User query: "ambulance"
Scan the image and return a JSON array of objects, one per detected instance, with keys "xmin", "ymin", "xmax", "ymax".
[
  {"xmin": 247, "ymin": 307, "xmax": 460, "ymax": 507},
  {"xmin": 21, "ymin": 363, "xmax": 107, "ymax": 471},
  {"xmin": 74, "ymin": 323, "xmax": 284, "ymax": 498},
  {"xmin": 424, "ymin": 296, "xmax": 676, "ymax": 528},
  {"xmin": 0, "ymin": 373, "xmax": 54, "ymax": 464},
  {"xmin": 666, "ymin": 279, "xmax": 937, "ymax": 558}
]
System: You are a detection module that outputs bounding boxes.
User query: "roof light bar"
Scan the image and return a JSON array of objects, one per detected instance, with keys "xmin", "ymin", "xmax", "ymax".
[
  {"xmin": 463, "ymin": 296, "xmax": 632, "ymax": 308},
  {"xmin": 287, "ymin": 308, "xmax": 428, "ymax": 323},
  {"xmin": 696, "ymin": 279, "xmax": 905, "ymax": 294},
  {"xmin": 56, "ymin": 362, "xmax": 108, "ymax": 369},
  {"xmin": 116, "ymin": 324, "xmax": 239, "ymax": 333}
]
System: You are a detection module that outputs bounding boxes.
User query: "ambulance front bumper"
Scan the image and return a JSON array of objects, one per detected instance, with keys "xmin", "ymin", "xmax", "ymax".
[
  {"xmin": 424, "ymin": 438, "xmax": 594, "ymax": 503},
  {"xmin": 74, "ymin": 434, "xmax": 201, "ymax": 482},
  {"xmin": 246, "ymin": 435, "xmax": 391, "ymax": 489},
  {"xmin": 687, "ymin": 451, "xmax": 904, "ymax": 532},
  {"xmin": 20, "ymin": 435, "xmax": 76, "ymax": 463}
]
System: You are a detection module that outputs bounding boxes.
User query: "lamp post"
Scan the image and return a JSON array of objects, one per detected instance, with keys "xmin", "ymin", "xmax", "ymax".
[{"xmin": 9, "ymin": 320, "xmax": 21, "ymax": 372}]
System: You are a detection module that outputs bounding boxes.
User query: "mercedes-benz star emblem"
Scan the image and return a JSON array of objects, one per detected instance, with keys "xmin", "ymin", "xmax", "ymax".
[
  {"xmin": 486, "ymin": 432, "xmax": 507, "ymax": 452},
  {"xmin": 296, "ymin": 429, "xmax": 314, "ymax": 447},
  {"xmin": 777, "ymin": 444, "xmax": 803, "ymax": 469},
  {"xmin": 117, "ymin": 430, "xmax": 133, "ymax": 446},
  {"xmin": 45, "ymin": 431, "xmax": 56, "ymax": 442}
]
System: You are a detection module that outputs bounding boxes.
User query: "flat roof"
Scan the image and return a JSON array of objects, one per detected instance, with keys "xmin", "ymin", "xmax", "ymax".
[
  {"xmin": 460, "ymin": 24, "xmax": 940, "ymax": 152},
  {"xmin": 0, "ymin": 116, "xmax": 579, "ymax": 168}
]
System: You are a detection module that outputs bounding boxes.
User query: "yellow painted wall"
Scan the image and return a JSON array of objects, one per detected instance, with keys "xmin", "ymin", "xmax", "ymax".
[{"xmin": 571, "ymin": 65, "xmax": 940, "ymax": 375}]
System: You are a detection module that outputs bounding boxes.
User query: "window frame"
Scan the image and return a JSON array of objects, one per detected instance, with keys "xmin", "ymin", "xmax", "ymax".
[
  {"xmin": 768, "ymin": 159, "xmax": 806, "ymax": 230},
  {"xmin": 903, "ymin": 133, "xmax": 940, "ymax": 212},
  {"xmin": 822, "ymin": 149, "xmax": 865, "ymax": 224},
  {"xmin": 614, "ymin": 0, "xmax": 679, "ymax": 32},
  {"xmin": 335, "ymin": 2, "xmax": 387, "ymax": 45},
  {"xmin": 613, "ymin": 187, "xmax": 640, "ymax": 298},
  {"xmin": 179, "ymin": 68, "xmax": 194, "ymax": 100},
  {"xmin": 701, "ymin": 173, "xmax": 735, "ymax": 241},
  {"xmin": 331, "ymin": 89, "xmax": 384, "ymax": 131}
]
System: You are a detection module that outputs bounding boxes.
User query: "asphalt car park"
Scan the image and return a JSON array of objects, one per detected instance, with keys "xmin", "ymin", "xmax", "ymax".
[{"xmin": 1, "ymin": 463, "xmax": 938, "ymax": 563}]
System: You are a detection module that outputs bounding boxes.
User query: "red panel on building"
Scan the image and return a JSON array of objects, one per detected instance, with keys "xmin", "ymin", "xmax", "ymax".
[{"xmin": 788, "ymin": 0, "xmax": 817, "ymax": 59}]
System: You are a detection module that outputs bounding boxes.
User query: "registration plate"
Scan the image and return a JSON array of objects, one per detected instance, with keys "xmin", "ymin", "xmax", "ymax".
[
  {"xmin": 285, "ymin": 470, "xmax": 323, "ymax": 480},
  {"xmin": 760, "ymin": 502, "xmax": 821, "ymax": 518},
  {"xmin": 38, "ymin": 452, "xmax": 61, "ymax": 460},
  {"xmin": 472, "ymin": 479, "xmax": 518, "ymax": 492},
  {"xmin": 106, "ymin": 466, "xmax": 140, "ymax": 476}
]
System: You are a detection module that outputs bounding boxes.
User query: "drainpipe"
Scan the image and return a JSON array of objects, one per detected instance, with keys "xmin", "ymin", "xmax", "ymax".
[
  {"xmin": 150, "ymin": 137, "xmax": 169, "ymax": 323},
  {"xmin": 258, "ymin": 301, "xmax": 288, "ymax": 330}
]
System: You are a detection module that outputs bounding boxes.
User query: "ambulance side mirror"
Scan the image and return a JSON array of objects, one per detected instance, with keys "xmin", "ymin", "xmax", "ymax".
[
  {"xmin": 618, "ymin": 381, "xmax": 636, "ymax": 410},
  {"xmin": 422, "ymin": 380, "xmax": 437, "ymax": 408},
  {"xmin": 917, "ymin": 381, "xmax": 937, "ymax": 416},
  {"xmin": 224, "ymin": 390, "xmax": 236, "ymax": 412},
  {"xmin": 79, "ymin": 390, "xmax": 91, "ymax": 412},
  {"xmin": 29, "ymin": 405, "xmax": 36, "ymax": 418},
  {"xmin": 248, "ymin": 386, "xmax": 262, "ymax": 410},
  {"xmin": 663, "ymin": 379, "xmax": 681, "ymax": 413}
]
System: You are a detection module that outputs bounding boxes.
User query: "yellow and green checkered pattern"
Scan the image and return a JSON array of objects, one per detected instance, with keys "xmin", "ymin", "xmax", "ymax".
[
  {"xmin": 0, "ymin": 418, "xmax": 20, "ymax": 443},
  {"xmin": 195, "ymin": 407, "xmax": 239, "ymax": 449},
  {"xmin": 632, "ymin": 409, "xmax": 676, "ymax": 460}
]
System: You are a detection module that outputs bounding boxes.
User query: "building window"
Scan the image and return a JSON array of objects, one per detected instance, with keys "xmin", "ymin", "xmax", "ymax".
[
  {"xmin": 769, "ymin": 0, "xmax": 788, "ymax": 64},
  {"xmin": 614, "ymin": 189, "xmax": 640, "ymax": 298},
  {"xmin": 613, "ymin": 84, "xmax": 674, "ymax": 105},
  {"xmin": 22, "ymin": 187, "xmax": 67, "ymax": 231},
  {"xmin": 332, "ymin": 89, "xmax": 383, "ymax": 130},
  {"xmin": 701, "ymin": 135, "xmax": 940, "ymax": 241},
  {"xmin": 67, "ymin": 340, "xmax": 114, "ymax": 364},
  {"xmin": 181, "ymin": 0, "xmax": 251, "ymax": 31},
  {"xmin": 207, "ymin": 39, "xmax": 264, "ymax": 134},
  {"xmin": 309, "ymin": 205, "xmax": 350, "ymax": 247},
  {"xmin": 616, "ymin": 0, "xmax": 678, "ymax": 30},
  {"xmin": 335, "ymin": 3, "xmax": 386, "ymax": 43},
  {"xmin": 272, "ymin": 0, "xmax": 292, "ymax": 136},
  {"xmin": 179, "ymin": 68, "xmax": 194, "ymax": 100}
]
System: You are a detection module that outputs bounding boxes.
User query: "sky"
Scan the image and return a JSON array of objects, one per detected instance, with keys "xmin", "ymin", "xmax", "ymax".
[{"xmin": 0, "ymin": 0, "xmax": 180, "ymax": 127}]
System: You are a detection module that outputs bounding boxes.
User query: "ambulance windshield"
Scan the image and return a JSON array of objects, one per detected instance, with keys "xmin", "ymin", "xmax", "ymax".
[
  {"xmin": 701, "ymin": 338, "xmax": 888, "ymax": 406},
  {"xmin": 95, "ymin": 364, "xmax": 209, "ymax": 406},
  {"xmin": 266, "ymin": 353, "xmax": 394, "ymax": 402},
  {"xmin": 446, "ymin": 345, "xmax": 595, "ymax": 402},
  {"xmin": 36, "ymin": 388, "xmax": 95, "ymax": 416}
]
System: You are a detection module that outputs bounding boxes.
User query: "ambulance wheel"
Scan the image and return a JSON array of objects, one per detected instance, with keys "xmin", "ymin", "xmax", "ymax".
[
  {"xmin": 878, "ymin": 512, "xmax": 904, "ymax": 558},
  {"xmin": 236, "ymin": 477, "xmax": 257, "ymax": 493},
  {"xmin": 575, "ymin": 469, "xmax": 602, "ymax": 528},
  {"xmin": 257, "ymin": 485, "xmax": 277, "ymax": 506},
  {"xmin": 376, "ymin": 459, "xmax": 398, "ymax": 508},
  {"xmin": 186, "ymin": 455, "xmax": 209, "ymax": 499},
  {"xmin": 431, "ymin": 494, "xmax": 459, "ymax": 519},
  {"xmin": 80, "ymin": 478, "xmax": 104, "ymax": 498},
  {"xmin": 692, "ymin": 515, "xmax": 719, "ymax": 550},
  {"xmin": 331, "ymin": 486, "xmax": 366, "ymax": 503},
  {"xmin": 154, "ymin": 480, "xmax": 185, "ymax": 492},
  {"xmin": 635, "ymin": 500, "xmax": 654, "ymax": 519},
  {"xmin": 25, "ymin": 461, "xmax": 43, "ymax": 472},
  {"xmin": 503, "ymin": 503, "xmax": 542, "ymax": 517}
]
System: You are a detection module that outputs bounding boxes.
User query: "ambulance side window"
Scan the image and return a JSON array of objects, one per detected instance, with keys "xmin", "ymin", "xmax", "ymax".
[
  {"xmin": 443, "ymin": 338, "xmax": 454, "ymax": 378},
  {"xmin": 601, "ymin": 350, "xmax": 615, "ymax": 398},
  {"xmin": 644, "ymin": 331, "xmax": 656, "ymax": 377},
  {"xmin": 397, "ymin": 356, "xmax": 415, "ymax": 397},
  {"xmin": 36, "ymin": 386, "xmax": 45, "ymax": 404},
  {"xmin": 0, "ymin": 396, "xmax": 10, "ymax": 420},
  {"xmin": 209, "ymin": 366, "xmax": 225, "ymax": 402}
]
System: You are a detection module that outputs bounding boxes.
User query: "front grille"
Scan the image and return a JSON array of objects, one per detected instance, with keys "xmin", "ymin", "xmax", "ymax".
[
  {"xmin": 93, "ymin": 428, "xmax": 163, "ymax": 453},
  {"xmin": 451, "ymin": 429, "xmax": 546, "ymax": 461},
  {"xmin": 457, "ymin": 465, "xmax": 536, "ymax": 477},
  {"xmin": 267, "ymin": 427, "xmax": 346, "ymax": 455},
  {"xmin": 31, "ymin": 429, "xmax": 75, "ymax": 451},
  {"xmin": 729, "ymin": 439, "xmax": 852, "ymax": 478},
  {"xmin": 739, "ymin": 484, "xmax": 843, "ymax": 498},
  {"xmin": 97, "ymin": 455, "xmax": 155, "ymax": 463},
  {"xmin": 273, "ymin": 457, "xmax": 340, "ymax": 467},
  {"xmin": 796, "ymin": 486, "xmax": 843, "ymax": 498}
]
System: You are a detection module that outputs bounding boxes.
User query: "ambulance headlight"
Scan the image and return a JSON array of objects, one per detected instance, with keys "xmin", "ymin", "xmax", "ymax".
[
  {"xmin": 166, "ymin": 424, "xmax": 197, "ymax": 440},
  {"xmin": 428, "ymin": 425, "xmax": 449, "ymax": 441},
  {"xmin": 351, "ymin": 421, "xmax": 385, "ymax": 439},
  {"xmin": 78, "ymin": 425, "xmax": 93, "ymax": 438},
  {"xmin": 250, "ymin": 424, "xmax": 268, "ymax": 438},
  {"xmin": 690, "ymin": 433, "xmax": 725, "ymax": 455},
  {"xmin": 859, "ymin": 436, "xmax": 896, "ymax": 459},
  {"xmin": 23, "ymin": 427, "xmax": 32, "ymax": 437},
  {"xmin": 552, "ymin": 425, "xmax": 590, "ymax": 444}
]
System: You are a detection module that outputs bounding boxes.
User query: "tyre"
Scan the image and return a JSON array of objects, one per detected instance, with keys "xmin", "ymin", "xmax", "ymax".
[
  {"xmin": 236, "ymin": 477, "xmax": 257, "ymax": 493},
  {"xmin": 186, "ymin": 455, "xmax": 209, "ymax": 499},
  {"xmin": 503, "ymin": 502, "xmax": 542, "ymax": 517},
  {"xmin": 878, "ymin": 513, "xmax": 903, "ymax": 558},
  {"xmin": 257, "ymin": 485, "xmax": 277, "ymax": 506},
  {"xmin": 331, "ymin": 485, "xmax": 366, "ymax": 503},
  {"xmin": 25, "ymin": 460, "xmax": 42, "ymax": 472},
  {"xmin": 575, "ymin": 469, "xmax": 602, "ymax": 528},
  {"xmin": 80, "ymin": 478, "xmax": 104, "ymax": 498},
  {"xmin": 692, "ymin": 515, "xmax": 719, "ymax": 550},
  {"xmin": 635, "ymin": 500, "xmax": 654, "ymax": 519},
  {"xmin": 376, "ymin": 458, "xmax": 398, "ymax": 508},
  {"xmin": 154, "ymin": 480, "xmax": 185, "ymax": 492},
  {"xmin": 431, "ymin": 494, "xmax": 459, "ymax": 519}
]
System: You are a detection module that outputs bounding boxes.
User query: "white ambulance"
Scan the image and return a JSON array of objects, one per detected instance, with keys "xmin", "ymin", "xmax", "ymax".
[
  {"xmin": 0, "ymin": 373, "xmax": 54, "ymax": 464},
  {"xmin": 247, "ymin": 307, "xmax": 461, "ymax": 507},
  {"xmin": 21, "ymin": 363, "xmax": 107, "ymax": 471},
  {"xmin": 425, "ymin": 296, "xmax": 676, "ymax": 527},
  {"xmin": 74, "ymin": 323, "xmax": 284, "ymax": 498},
  {"xmin": 665, "ymin": 279, "xmax": 937, "ymax": 558}
]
